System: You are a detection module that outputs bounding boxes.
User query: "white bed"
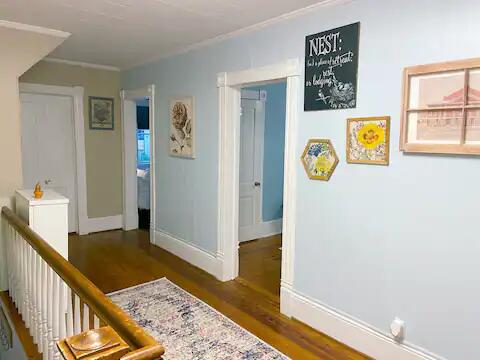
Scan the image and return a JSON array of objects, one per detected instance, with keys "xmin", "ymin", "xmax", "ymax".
[{"xmin": 137, "ymin": 168, "xmax": 150, "ymax": 210}]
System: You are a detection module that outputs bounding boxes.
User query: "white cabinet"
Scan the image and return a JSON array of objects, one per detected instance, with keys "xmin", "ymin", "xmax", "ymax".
[{"xmin": 15, "ymin": 189, "xmax": 69, "ymax": 260}]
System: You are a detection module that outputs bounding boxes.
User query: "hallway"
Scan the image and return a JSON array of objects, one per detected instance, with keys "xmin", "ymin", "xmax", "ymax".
[{"xmin": 69, "ymin": 230, "xmax": 369, "ymax": 360}]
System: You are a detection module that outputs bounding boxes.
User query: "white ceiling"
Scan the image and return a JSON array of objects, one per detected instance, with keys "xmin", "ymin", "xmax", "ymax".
[{"xmin": 0, "ymin": 0, "xmax": 325, "ymax": 69}]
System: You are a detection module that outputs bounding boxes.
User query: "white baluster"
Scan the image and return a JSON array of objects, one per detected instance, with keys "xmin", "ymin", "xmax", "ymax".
[
  {"xmin": 9, "ymin": 227, "xmax": 14, "ymax": 306},
  {"xmin": 22, "ymin": 239, "xmax": 30, "ymax": 326},
  {"xmin": 36, "ymin": 255, "xmax": 43, "ymax": 349},
  {"xmin": 35, "ymin": 256, "xmax": 43, "ymax": 354},
  {"xmin": 52, "ymin": 273, "xmax": 60, "ymax": 360},
  {"xmin": 31, "ymin": 251, "xmax": 38, "ymax": 345},
  {"xmin": 66, "ymin": 289, "xmax": 74, "ymax": 337},
  {"xmin": 59, "ymin": 280, "xmax": 67, "ymax": 341},
  {"xmin": 5, "ymin": 224, "xmax": 12, "ymax": 303},
  {"xmin": 41, "ymin": 260, "xmax": 49, "ymax": 360},
  {"xmin": 47, "ymin": 267, "xmax": 54, "ymax": 360},
  {"xmin": 93, "ymin": 315, "xmax": 100, "ymax": 329},
  {"xmin": 34, "ymin": 253, "xmax": 40, "ymax": 348},
  {"xmin": 28, "ymin": 245, "xmax": 34, "ymax": 331},
  {"xmin": 82, "ymin": 303, "xmax": 90, "ymax": 331},
  {"xmin": 31, "ymin": 247, "xmax": 36, "ymax": 337},
  {"xmin": 9, "ymin": 227, "xmax": 15, "ymax": 304},
  {"xmin": 17, "ymin": 234, "xmax": 23, "ymax": 316},
  {"xmin": 73, "ymin": 294, "xmax": 81, "ymax": 335},
  {"xmin": 11, "ymin": 228, "xmax": 18, "ymax": 308}
]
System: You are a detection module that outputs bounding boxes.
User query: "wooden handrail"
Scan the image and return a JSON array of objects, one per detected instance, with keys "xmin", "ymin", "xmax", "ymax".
[{"xmin": 1, "ymin": 206, "xmax": 164, "ymax": 359}]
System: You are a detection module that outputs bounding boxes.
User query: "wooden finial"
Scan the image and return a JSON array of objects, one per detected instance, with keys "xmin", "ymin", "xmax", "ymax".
[{"xmin": 33, "ymin": 182, "xmax": 44, "ymax": 199}]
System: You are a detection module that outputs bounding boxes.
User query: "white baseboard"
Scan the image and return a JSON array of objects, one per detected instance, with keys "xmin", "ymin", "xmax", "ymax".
[
  {"xmin": 155, "ymin": 229, "xmax": 222, "ymax": 280},
  {"xmin": 239, "ymin": 218, "xmax": 282, "ymax": 242},
  {"xmin": 281, "ymin": 286, "xmax": 444, "ymax": 360},
  {"xmin": 83, "ymin": 215, "xmax": 123, "ymax": 234}
]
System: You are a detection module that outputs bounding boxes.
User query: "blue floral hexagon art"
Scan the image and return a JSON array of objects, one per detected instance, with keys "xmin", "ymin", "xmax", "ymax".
[{"xmin": 301, "ymin": 139, "xmax": 339, "ymax": 181}]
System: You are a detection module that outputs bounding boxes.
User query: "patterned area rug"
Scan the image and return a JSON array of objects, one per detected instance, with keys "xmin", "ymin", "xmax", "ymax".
[{"xmin": 109, "ymin": 278, "xmax": 289, "ymax": 360}]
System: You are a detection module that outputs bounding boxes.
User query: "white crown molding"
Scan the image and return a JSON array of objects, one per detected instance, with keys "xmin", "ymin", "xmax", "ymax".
[
  {"xmin": 0, "ymin": 20, "xmax": 70, "ymax": 38},
  {"xmin": 123, "ymin": 0, "xmax": 354, "ymax": 70},
  {"xmin": 43, "ymin": 57, "xmax": 121, "ymax": 72}
]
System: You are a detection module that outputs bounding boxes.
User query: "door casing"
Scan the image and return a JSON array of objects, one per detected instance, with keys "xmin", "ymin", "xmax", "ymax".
[
  {"xmin": 216, "ymin": 59, "xmax": 300, "ymax": 315},
  {"xmin": 120, "ymin": 85, "xmax": 156, "ymax": 245}
]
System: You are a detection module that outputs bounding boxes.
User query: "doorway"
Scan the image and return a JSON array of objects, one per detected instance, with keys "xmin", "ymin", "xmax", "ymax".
[
  {"xmin": 121, "ymin": 86, "xmax": 156, "ymax": 244},
  {"xmin": 136, "ymin": 99, "xmax": 151, "ymax": 229},
  {"xmin": 237, "ymin": 83, "xmax": 286, "ymax": 299},
  {"xmin": 19, "ymin": 83, "xmax": 88, "ymax": 234},
  {"xmin": 216, "ymin": 59, "xmax": 300, "ymax": 314}
]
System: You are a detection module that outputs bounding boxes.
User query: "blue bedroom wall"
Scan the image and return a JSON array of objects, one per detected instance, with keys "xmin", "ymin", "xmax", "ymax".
[
  {"xmin": 245, "ymin": 83, "xmax": 286, "ymax": 222},
  {"xmin": 121, "ymin": 1, "xmax": 480, "ymax": 358}
]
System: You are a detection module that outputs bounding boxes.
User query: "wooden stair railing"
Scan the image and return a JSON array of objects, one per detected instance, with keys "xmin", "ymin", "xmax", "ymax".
[{"xmin": 1, "ymin": 206, "xmax": 164, "ymax": 360}]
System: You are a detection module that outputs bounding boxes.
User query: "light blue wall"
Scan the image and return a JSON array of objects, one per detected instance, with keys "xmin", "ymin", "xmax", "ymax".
[
  {"xmin": 122, "ymin": 1, "xmax": 480, "ymax": 358},
  {"xmin": 246, "ymin": 83, "xmax": 286, "ymax": 222}
]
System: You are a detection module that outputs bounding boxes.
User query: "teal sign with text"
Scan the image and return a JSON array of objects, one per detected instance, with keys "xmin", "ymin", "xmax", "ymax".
[{"xmin": 304, "ymin": 22, "xmax": 360, "ymax": 111}]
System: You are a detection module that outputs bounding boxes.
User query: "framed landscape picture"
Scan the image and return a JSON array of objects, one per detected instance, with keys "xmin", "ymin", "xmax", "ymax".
[
  {"xmin": 89, "ymin": 97, "xmax": 114, "ymax": 130},
  {"xmin": 301, "ymin": 139, "xmax": 339, "ymax": 181},
  {"xmin": 346, "ymin": 116, "xmax": 390, "ymax": 165},
  {"xmin": 169, "ymin": 96, "xmax": 195, "ymax": 158}
]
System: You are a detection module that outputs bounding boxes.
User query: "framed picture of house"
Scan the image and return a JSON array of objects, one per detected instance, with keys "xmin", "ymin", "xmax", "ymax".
[
  {"xmin": 347, "ymin": 116, "xmax": 390, "ymax": 165},
  {"xmin": 89, "ymin": 97, "xmax": 114, "ymax": 130},
  {"xmin": 400, "ymin": 57, "xmax": 480, "ymax": 155},
  {"xmin": 169, "ymin": 96, "xmax": 195, "ymax": 158}
]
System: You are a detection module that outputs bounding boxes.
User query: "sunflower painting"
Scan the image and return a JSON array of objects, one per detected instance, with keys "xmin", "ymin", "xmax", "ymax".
[
  {"xmin": 301, "ymin": 139, "xmax": 339, "ymax": 181},
  {"xmin": 169, "ymin": 97, "xmax": 195, "ymax": 158},
  {"xmin": 346, "ymin": 116, "xmax": 390, "ymax": 165}
]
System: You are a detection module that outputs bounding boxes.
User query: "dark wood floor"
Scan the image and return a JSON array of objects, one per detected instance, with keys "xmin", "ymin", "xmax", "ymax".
[
  {"xmin": 69, "ymin": 229, "xmax": 370, "ymax": 360},
  {"xmin": 238, "ymin": 234, "xmax": 282, "ymax": 300}
]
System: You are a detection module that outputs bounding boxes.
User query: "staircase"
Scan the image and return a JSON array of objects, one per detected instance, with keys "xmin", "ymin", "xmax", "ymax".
[{"xmin": 0, "ymin": 206, "xmax": 164, "ymax": 360}]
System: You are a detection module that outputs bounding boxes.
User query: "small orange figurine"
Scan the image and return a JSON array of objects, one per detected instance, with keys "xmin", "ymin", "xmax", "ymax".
[{"xmin": 33, "ymin": 182, "xmax": 44, "ymax": 199}]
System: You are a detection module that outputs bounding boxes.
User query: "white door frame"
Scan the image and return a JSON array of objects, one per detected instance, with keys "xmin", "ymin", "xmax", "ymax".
[
  {"xmin": 216, "ymin": 59, "xmax": 300, "ymax": 312},
  {"xmin": 19, "ymin": 82, "xmax": 88, "ymax": 234},
  {"xmin": 120, "ymin": 85, "xmax": 156, "ymax": 244}
]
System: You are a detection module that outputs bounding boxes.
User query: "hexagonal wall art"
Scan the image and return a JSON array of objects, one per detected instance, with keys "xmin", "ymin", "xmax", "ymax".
[{"xmin": 301, "ymin": 139, "xmax": 339, "ymax": 181}]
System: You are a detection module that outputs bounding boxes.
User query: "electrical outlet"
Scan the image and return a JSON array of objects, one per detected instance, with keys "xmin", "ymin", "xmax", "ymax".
[{"xmin": 390, "ymin": 317, "xmax": 405, "ymax": 341}]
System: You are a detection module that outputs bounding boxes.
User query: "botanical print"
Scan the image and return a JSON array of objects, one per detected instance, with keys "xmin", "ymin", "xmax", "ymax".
[
  {"xmin": 89, "ymin": 97, "xmax": 114, "ymax": 130},
  {"xmin": 347, "ymin": 117, "xmax": 390, "ymax": 165},
  {"xmin": 170, "ymin": 97, "xmax": 194, "ymax": 158},
  {"xmin": 301, "ymin": 139, "xmax": 339, "ymax": 181}
]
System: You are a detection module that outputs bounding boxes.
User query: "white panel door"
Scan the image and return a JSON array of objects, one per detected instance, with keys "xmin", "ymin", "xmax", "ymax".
[
  {"xmin": 238, "ymin": 98, "xmax": 265, "ymax": 242},
  {"xmin": 20, "ymin": 93, "xmax": 78, "ymax": 233},
  {"xmin": 122, "ymin": 99, "xmax": 139, "ymax": 231}
]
